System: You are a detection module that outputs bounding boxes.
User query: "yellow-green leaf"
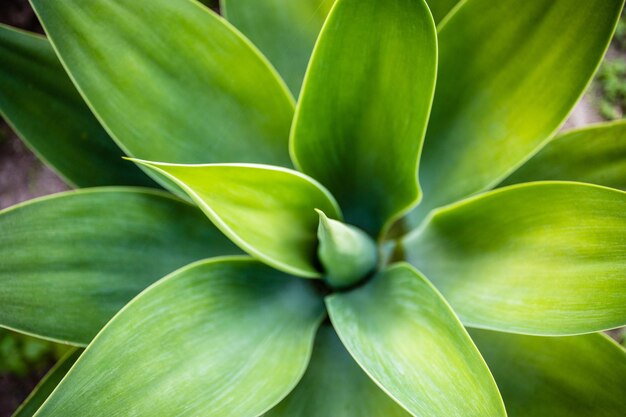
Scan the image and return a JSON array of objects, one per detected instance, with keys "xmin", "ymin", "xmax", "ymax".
[
  {"xmin": 500, "ymin": 120, "xmax": 626, "ymax": 191},
  {"xmin": 408, "ymin": 0, "xmax": 624, "ymax": 226},
  {"xmin": 426, "ymin": 0, "xmax": 461, "ymax": 24},
  {"xmin": 0, "ymin": 24, "xmax": 151, "ymax": 188},
  {"xmin": 0, "ymin": 188, "xmax": 239, "ymax": 345},
  {"xmin": 327, "ymin": 263, "xmax": 506, "ymax": 417},
  {"xmin": 33, "ymin": 258, "xmax": 324, "ymax": 416},
  {"xmin": 135, "ymin": 161, "xmax": 341, "ymax": 278},
  {"xmin": 30, "ymin": 0, "xmax": 295, "ymax": 191},
  {"xmin": 266, "ymin": 325, "xmax": 411, "ymax": 417},
  {"xmin": 402, "ymin": 182, "xmax": 626, "ymax": 335},
  {"xmin": 471, "ymin": 329, "xmax": 626, "ymax": 417},
  {"xmin": 222, "ymin": 0, "xmax": 334, "ymax": 95},
  {"xmin": 291, "ymin": 0, "xmax": 437, "ymax": 237}
]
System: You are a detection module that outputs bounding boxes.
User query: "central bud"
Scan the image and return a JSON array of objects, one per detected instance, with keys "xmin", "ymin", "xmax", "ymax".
[{"xmin": 316, "ymin": 210, "xmax": 378, "ymax": 290}]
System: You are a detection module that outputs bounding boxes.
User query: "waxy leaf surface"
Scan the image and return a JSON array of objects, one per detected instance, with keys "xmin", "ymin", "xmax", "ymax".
[
  {"xmin": 501, "ymin": 120, "xmax": 626, "ymax": 191},
  {"xmin": 0, "ymin": 188, "xmax": 239, "ymax": 345},
  {"xmin": 30, "ymin": 0, "xmax": 295, "ymax": 190},
  {"xmin": 136, "ymin": 161, "xmax": 341, "ymax": 277},
  {"xmin": 471, "ymin": 329, "xmax": 626, "ymax": 417},
  {"xmin": 266, "ymin": 325, "xmax": 410, "ymax": 417},
  {"xmin": 222, "ymin": 0, "xmax": 334, "ymax": 95},
  {"xmin": 0, "ymin": 25, "xmax": 150, "ymax": 188},
  {"xmin": 327, "ymin": 263, "xmax": 506, "ymax": 417},
  {"xmin": 426, "ymin": 0, "xmax": 461, "ymax": 24},
  {"xmin": 34, "ymin": 258, "xmax": 324, "ymax": 417},
  {"xmin": 12, "ymin": 349, "xmax": 81, "ymax": 417},
  {"xmin": 292, "ymin": 0, "xmax": 437, "ymax": 236},
  {"xmin": 402, "ymin": 182, "xmax": 626, "ymax": 335},
  {"xmin": 409, "ymin": 0, "xmax": 624, "ymax": 225}
]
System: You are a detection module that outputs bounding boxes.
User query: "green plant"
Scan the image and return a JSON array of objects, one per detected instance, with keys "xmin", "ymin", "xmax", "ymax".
[
  {"xmin": 1, "ymin": 0, "xmax": 625, "ymax": 416},
  {"xmin": 596, "ymin": 58, "xmax": 626, "ymax": 120},
  {"xmin": 0, "ymin": 329, "xmax": 65, "ymax": 377}
]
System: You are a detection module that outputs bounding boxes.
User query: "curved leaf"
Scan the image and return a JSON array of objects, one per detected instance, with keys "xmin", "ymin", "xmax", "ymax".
[
  {"xmin": 408, "ymin": 0, "xmax": 624, "ymax": 226},
  {"xmin": 266, "ymin": 325, "xmax": 411, "ymax": 417},
  {"xmin": 34, "ymin": 258, "xmax": 324, "ymax": 417},
  {"xmin": 402, "ymin": 182, "xmax": 626, "ymax": 335},
  {"xmin": 327, "ymin": 263, "xmax": 506, "ymax": 417},
  {"xmin": 470, "ymin": 329, "xmax": 626, "ymax": 417},
  {"xmin": 135, "ymin": 161, "xmax": 341, "ymax": 277},
  {"xmin": 30, "ymin": 0, "xmax": 295, "ymax": 191},
  {"xmin": 291, "ymin": 0, "xmax": 437, "ymax": 237},
  {"xmin": 500, "ymin": 120, "xmax": 626, "ymax": 191},
  {"xmin": 222, "ymin": 0, "xmax": 334, "ymax": 95},
  {"xmin": 426, "ymin": 0, "xmax": 462, "ymax": 24},
  {"xmin": 0, "ymin": 24, "xmax": 151, "ymax": 188},
  {"xmin": 0, "ymin": 188, "xmax": 240, "ymax": 345},
  {"xmin": 12, "ymin": 349, "xmax": 81, "ymax": 417}
]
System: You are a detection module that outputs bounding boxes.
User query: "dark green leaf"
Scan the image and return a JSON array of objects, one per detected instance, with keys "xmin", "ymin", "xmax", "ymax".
[
  {"xmin": 0, "ymin": 188, "xmax": 240, "ymax": 345},
  {"xmin": 34, "ymin": 258, "xmax": 324, "ymax": 416},
  {"xmin": 266, "ymin": 325, "xmax": 411, "ymax": 417},
  {"xmin": 291, "ymin": 0, "xmax": 437, "ymax": 236},
  {"xmin": 11, "ymin": 349, "xmax": 81, "ymax": 417},
  {"xmin": 0, "ymin": 24, "xmax": 151, "ymax": 188},
  {"xmin": 222, "ymin": 0, "xmax": 334, "ymax": 95}
]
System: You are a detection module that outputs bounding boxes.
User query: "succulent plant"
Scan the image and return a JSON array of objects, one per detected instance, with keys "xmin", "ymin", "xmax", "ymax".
[{"xmin": 1, "ymin": 0, "xmax": 626, "ymax": 416}]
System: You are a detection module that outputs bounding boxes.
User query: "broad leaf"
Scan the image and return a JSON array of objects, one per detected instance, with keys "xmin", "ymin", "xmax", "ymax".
[
  {"xmin": 34, "ymin": 258, "xmax": 324, "ymax": 417},
  {"xmin": 0, "ymin": 188, "xmax": 239, "ymax": 345},
  {"xmin": 222, "ymin": 0, "xmax": 334, "ymax": 95},
  {"xmin": 408, "ymin": 0, "xmax": 624, "ymax": 226},
  {"xmin": 11, "ymin": 349, "xmax": 81, "ymax": 417},
  {"xmin": 266, "ymin": 325, "xmax": 411, "ymax": 417},
  {"xmin": 401, "ymin": 182, "xmax": 626, "ymax": 335},
  {"xmin": 426, "ymin": 0, "xmax": 461, "ymax": 24},
  {"xmin": 30, "ymin": 0, "xmax": 295, "ymax": 191},
  {"xmin": 327, "ymin": 263, "xmax": 506, "ymax": 417},
  {"xmin": 135, "ymin": 161, "xmax": 341, "ymax": 277},
  {"xmin": 0, "ymin": 24, "xmax": 151, "ymax": 188},
  {"xmin": 500, "ymin": 120, "xmax": 626, "ymax": 191},
  {"xmin": 291, "ymin": 0, "xmax": 437, "ymax": 237},
  {"xmin": 470, "ymin": 329, "xmax": 626, "ymax": 417}
]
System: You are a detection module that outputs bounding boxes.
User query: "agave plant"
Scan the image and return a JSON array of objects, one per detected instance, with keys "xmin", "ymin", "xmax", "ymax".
[{"xmin": 1, "ymin": 0, "xmax": 626, "ymax": 415}]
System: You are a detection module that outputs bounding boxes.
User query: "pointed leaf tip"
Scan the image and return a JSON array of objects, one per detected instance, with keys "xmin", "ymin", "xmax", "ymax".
[{"xmin": 317, "ymin": 210, "xmax": 378, "ymax": 289}]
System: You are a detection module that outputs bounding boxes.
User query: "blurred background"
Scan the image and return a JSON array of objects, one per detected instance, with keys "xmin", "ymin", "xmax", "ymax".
[{"xmin": 0, "ymin": 0, "xmax": 624, "ymax": 415}]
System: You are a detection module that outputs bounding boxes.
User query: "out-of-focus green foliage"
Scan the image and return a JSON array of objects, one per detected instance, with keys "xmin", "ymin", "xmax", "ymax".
[{"xmin": 0, "ymin": 329, "xmax": 66, "ymax": 376}]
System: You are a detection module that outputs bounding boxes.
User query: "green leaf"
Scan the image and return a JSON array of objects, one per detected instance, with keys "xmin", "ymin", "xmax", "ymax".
[
  {"xmin": 134, "ymin": 161, "xmax": 341, "ymax": 278},
  {"xmin": 0, "ymin": 24, "xmax": 152, "ymax": 188},
  {"xmin": 401, "ymin": 182, "xmax": 626, "ymax": 335},
  {"xmin": 327, "ymin": 263, "xmax": 506, "ymax": 417},
  {"xmin": 34, "ymin": 258, "xmax": 324, "ymax": 417},
  {"xmin": 0, "ymin": 188, "xmax": 240, "ymax": 345},
  {"xmin": 407, "ymin": 0, "xmax": 624, "ymax": 226},
  {"xmin": 500, "ymin": 120, "xmax": 626, "ymax": 191},
  {"xmin": 426, "ymin": 0, "xmax": 461, "ymax": 24},
  {"xmin": 316, "ymin": 210, "xmax": 378, "ymax": 289},
  {"xmin": 266, "ymin": 325, "xmax": 411, "ymax": 417},
  {"xmin": 222, "ymin": 0, "xmax": 334, "ymax": 95},
  {"xmin": 30, "ymin": 0, "xmax": 295, "ymax": 192},
  {"xmin": 291, "ymin": 0, "xmax": 437, "ymax": 237},
  {"xmin": 470, "ymin": 329, "xmax": 626, "ymax": 417},
  {"xmin": 12, "ymin": 349, "xmax": 81, "ymax": 417}
]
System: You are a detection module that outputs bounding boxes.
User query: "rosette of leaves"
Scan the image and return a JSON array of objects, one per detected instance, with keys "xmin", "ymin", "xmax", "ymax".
[{"xmin": 1, "ymin": 0, "xmax": 626, "ymax": 416}]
